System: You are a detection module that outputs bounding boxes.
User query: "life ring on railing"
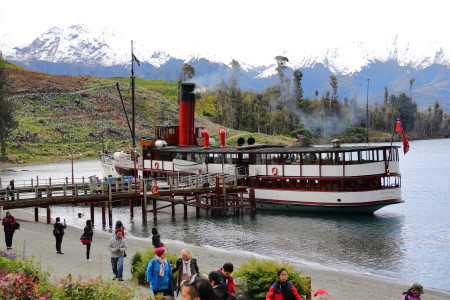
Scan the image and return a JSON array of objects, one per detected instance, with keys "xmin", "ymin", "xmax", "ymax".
[
  {"xmin": 154, "ymin": 162, "xmax": 159, "ymax": 169},
  {"xmin": 272, "ymin": 167, "xmax": 278, "ymax": 175},
  {"xmin": 151, "ymin": 185, "xmax": 160, "ymax": 194}
]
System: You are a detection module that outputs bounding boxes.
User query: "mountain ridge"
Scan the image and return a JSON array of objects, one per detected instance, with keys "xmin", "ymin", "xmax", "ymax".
[{"xmin": 2, "ymin": 24, "xmax": 449, "ymax": 112}]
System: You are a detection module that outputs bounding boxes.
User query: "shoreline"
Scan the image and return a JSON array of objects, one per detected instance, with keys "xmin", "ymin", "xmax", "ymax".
[{"xmin": 2, "ymin": 208, "xmax": 449, "ymax": 300}]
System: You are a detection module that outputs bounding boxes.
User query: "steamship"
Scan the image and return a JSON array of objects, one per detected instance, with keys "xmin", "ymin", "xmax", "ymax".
[{"xmin": 100, "ymin": 82, "xmax": 403, "ymax": 214}]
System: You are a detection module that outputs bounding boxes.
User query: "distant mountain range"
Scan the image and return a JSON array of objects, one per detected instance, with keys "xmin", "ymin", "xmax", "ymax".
[{"xmin": 1, "ymin": 24, "xmax": 449, "ymax": 112}]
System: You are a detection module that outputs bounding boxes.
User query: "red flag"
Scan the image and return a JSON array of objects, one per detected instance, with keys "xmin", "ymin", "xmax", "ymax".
[{"xmin": 395, "ymin": 118, "xmax": 409, "ymax": 154}]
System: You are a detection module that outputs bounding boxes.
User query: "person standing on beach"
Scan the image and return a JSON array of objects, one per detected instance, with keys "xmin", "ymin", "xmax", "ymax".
[
  {"xmin": 152, "ymin": 227, "xmax": 163, "ymax": 248},
  {"xmin": 172, "ymin": 248, "xmax": 200, "ymax": 295},
  {"xmin": 265, "ymin": 268, "xmax": 303, "ymax": 300},
  {"xmin": 80, "ymin": 219, "xmax": 93, "ymax": 261},
  {"xmin": 2, "ymin": 211, "xmax": 16, "ymax": 250},
  {"xmin": 216, "ymin": 263, "xmax": 236, "ymax": 295},
  {"xmin": 7, "ymin": 180, "xmax": 15, "ymax": 201},
  {"xmin": 53, "ymin": 217, "xmax": 67, "ymax": 254},
  {"xmin": 107, "ymin": 229, "xmax": 127, "ymax": 281},
  {"xmin": 401, "ymin": 283, "xmax": 424, "ymax": 300},
  {"xmin": 146, "ymin": 247, "xmax": 173, "ymax": 297}
]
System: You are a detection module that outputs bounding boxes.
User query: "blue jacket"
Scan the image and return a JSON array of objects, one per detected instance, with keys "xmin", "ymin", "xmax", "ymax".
[{"xmin": 146, "ymin": 257, "xmax": 172, "ymax": 291}]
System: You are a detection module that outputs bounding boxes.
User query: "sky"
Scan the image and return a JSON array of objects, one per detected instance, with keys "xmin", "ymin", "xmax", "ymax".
[{"xmin": 1, "ymin": 0, "xmax": 449, "ymax": 66}]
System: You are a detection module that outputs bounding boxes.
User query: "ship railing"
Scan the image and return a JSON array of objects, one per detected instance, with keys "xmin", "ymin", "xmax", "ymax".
[{"xmin": 140, "ymin": 166, "xmax": 248, "ymax": 193}]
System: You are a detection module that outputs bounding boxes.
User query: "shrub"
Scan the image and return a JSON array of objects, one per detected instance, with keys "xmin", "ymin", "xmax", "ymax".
[
  {"xmin": 0, "ymin": 254, "xmax": 52, "ymax": 299},
  {"xmin": 234, "ymin": 257, "xmax": 310, "ymax": 300},
  {"xmin": 51, "ymin": 274, "xmax": 135, "ymax": 299},
  {"xmin": 0, "ymin": 270, "xmax": 40, "ymax": 299},
  {"xmin": 131, "ymin": 247, "xmax": 178, "ymax": 285}
]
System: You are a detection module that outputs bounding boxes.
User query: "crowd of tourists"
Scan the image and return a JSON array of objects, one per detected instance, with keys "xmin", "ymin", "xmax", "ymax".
[{"xmin": 2, "ymin": 211, "xmax": 426, "ymax": 300}]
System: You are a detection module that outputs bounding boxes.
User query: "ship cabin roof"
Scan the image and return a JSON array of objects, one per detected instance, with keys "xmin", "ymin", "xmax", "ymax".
[{"xmin": 157, "ymin": 144, "xmax": 399, "ymax": 154}]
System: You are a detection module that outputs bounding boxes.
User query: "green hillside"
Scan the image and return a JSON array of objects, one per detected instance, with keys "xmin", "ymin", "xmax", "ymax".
[{"xmin": 2, "ymin": 65, "xmax": 295, "ymax": 165}]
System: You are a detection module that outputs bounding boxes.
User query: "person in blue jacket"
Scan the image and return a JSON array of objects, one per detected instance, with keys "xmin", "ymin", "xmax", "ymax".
[{"xmin": 146, "ymin": 247, "xmax": 173, "ymax": 297}]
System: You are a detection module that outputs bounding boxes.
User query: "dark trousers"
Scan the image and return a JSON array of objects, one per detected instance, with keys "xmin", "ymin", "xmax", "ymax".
[
  {"xmin": 55, "ymin": 235, "xmax": 63, "ymax": 252},
  {"xmin": 86, "ymin": 244, "xmax": 91, "ymax": 259},
  {"xmin": 5, "ymin": 231, "xmax": 14, "ymax": 248}
]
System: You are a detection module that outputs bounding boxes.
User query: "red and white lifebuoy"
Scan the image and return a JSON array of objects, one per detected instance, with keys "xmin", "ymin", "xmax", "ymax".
[
  {"xmin": 272, "ymin": 167, "xmax": 278, "ymax": 175},
  {"xmin": 154, "ymin": 162, "xmax": 159, "ymax": 169},
  {"xmin": 151, "ymin": 185, "xmax": 160, "ymax": 195}
]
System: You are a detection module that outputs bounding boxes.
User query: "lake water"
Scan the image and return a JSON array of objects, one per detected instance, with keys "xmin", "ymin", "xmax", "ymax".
[{"xmin": 1, "ymin": 139, "xmax": 449, "ymax": 291}]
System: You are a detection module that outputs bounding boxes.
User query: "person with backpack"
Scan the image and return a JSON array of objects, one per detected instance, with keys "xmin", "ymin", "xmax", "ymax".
[
  {"xmin": 53, "ymin": 217, "xmax": 67, "ymax": 254},
  {"xmin": 146, "ymin": 247, "xmax": 173, "ymax": 297},
  {"xmin": 266, "ymin": 268, "xmax": 303, "ymax": 300},
  {"xmin": 2, "ymin": 211, "xmax": 17, "ymax": 250},
  {"xmin": 401, "ymin": 283, "xmax": 424, "ymax": 300}
]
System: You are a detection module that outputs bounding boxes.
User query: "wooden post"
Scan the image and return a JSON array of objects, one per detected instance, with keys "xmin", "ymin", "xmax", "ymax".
[
  {"xmin": 90, "ymin": 203, "xmax": 95, "ymax": 225},
  {"xmin": 183, "ymin": 195, "xmax": 188, "ymax": 218},
  {"xmin": 15, "ymin": 189, "xmax": 19, "ymax": 201},
  {"xmin": 153, "ymin": 194, "xmax": 157, "ymax": 221},
  {"xmin": 249, "ymin": 188, "xmax": 256, "ymax": 214},
  {"xmin": 46, "ymin": 207, "xmax": 51, "ymax": 224},
  {"xmin": 63, "ymin": 184, "xmax": 67, "ymax": 196},
  {"xmin": 101, "ymin": 203, "xmax": 106, "ymax": 227},
  {"xmin": 196, "ymin": 195, "xmax": 200, "ymax": 217},
  {"xmin": 142, "ymin": 181, "xmax": 147, "ymax": 222},
  {"xmin": 75, "ymin": 185, "xmax": 79, "ymax": 198},
  {"xmin": 171, "ymin": 201, "xmax": 175, "ymax": 216},
  {"xmin": 34, "ymin": 207, "xmax": 38, "ymax": 222},
  {"xmin": 46, "ymin": 187, "xmax": 50, "ymax": 198},
  {"xmin": 305, "ymin": 277, "xmax": 312, "ymax": 300},
  {"xmin": 108, "ymin": 184, "xmax": 113, "ymax": 227}
]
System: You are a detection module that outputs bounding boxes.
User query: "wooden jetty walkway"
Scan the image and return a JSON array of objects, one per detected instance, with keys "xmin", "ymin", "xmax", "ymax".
[{"xmin": 0, "ymin": 172, "xmax": 255, "ymax": 225}]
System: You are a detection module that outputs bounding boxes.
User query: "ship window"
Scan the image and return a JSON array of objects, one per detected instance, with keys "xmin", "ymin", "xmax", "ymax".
[
  {"xmin": 285, "ymin": 179, "xmax": 291, "ymax": 188},
  {"xmin": 208, "ymin": 153, "xmax": 222, "ymax": 164},
  {"xmin": 162, "ymin": 152, "xmax": 172, "ymax": 161},
  {"xmin": 168, "ymin": 128, "xmax": 176, "ymax": 135},
  {"xmin": 303, "ymin": 153, "xmax": 317, "ymax": 164},
  {"xmin": 267, "ymin": 153, "xmax": 281, "ymax": 164},
  {"xmin": 260, "ymin": 154, "xmax": 267, "ymax": 165},
  {"xmin": 224, "ymin": 154, "xmax": 233, "ymax": 164}
]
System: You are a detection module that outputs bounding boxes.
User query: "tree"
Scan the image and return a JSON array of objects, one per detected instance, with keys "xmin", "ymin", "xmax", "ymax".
[
  {"xmin": 389, "ymin": 93, "xmax": 417, "ymax": 131},
  {"xmin": 293, "ymin": 70, "xmax": 303, "ymax": 102},
  {"xmin": 180, "ymin": 63, "xmax": 195, "ymax": 82},
  {"xmin": 274, "ymin": 56, "xmax": 289, "ymax": 82},
  {"xmin": 409, "ymin": 78, "xmax": 415, "ymax": 99},
  {"xmin": 0, "ymin": 57, "xmax": 18, "ymax": 160}
]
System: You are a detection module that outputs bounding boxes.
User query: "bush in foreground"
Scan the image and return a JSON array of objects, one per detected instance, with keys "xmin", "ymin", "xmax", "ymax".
[
  {"xmin": 234, "ymin": 257, "xmax": 310, "ymax": 300},
  {"xmin": 51, "ymin": 274, "xmax": 135, "ymax": 300}
]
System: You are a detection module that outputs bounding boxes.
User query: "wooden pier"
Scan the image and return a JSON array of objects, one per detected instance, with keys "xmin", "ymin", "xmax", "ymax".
[{"xmin": 0, "ymin": 174, "xmax": 255, "ymax": 226}]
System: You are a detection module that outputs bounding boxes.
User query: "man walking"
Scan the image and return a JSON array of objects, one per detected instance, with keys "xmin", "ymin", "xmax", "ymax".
[
  {"xmin": 107, "ymin": 229, "xmax": 127, "ymax": 281},
  {"xmin": 2, "ymin": 211, "xmax": 17, "ymax": 250},
  {"xmin": 53, "ymin": 217, "xmax": 67, "ymax": 254}
]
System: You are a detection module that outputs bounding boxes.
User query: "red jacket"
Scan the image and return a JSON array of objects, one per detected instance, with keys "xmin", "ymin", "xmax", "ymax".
[
  {"xmin": 216, "ymin": 268, "xmax": 236, "ymax": 294},
  {"xmin": 2, "ymin": 215, "xmax": 16, "ymax": 232},
  {"xmin": 266, "ymin": 281, "xmax": 303, "ymax": 300}
]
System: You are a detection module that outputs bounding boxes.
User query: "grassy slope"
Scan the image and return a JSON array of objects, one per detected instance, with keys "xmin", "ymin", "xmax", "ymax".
[{"xmin": 3, "ymin": 64, "xmax": 295, "ymax": 165}]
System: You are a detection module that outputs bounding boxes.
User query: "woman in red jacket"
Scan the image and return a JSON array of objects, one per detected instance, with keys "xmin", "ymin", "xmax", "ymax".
[{"xmin": 266, "ymin": 268, "xmax": 303, "ymax": 300}]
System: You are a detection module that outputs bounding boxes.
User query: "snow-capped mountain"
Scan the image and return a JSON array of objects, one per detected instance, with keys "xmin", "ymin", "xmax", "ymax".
[{"xmin": 1, "ymin": 24, "xmax": 449, "ymax": 112}]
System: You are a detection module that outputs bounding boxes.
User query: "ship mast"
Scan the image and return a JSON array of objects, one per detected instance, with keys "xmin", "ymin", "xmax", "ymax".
[{"xmin": 131, "ymin": 40, "xmax": 136, "ymax": 147}]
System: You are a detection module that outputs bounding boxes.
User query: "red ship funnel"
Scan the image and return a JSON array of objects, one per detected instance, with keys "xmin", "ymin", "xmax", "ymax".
[
  {"xmin": 219, "ymin": 129, "xmax": 226, "ymax": 147},
  {"xmin": 179, "ymin": 83, "xmax": 196, "ymax": 146},
  {"xmin": 201, "ymin": 130, "xmax": 210, "ymax": 148}
]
